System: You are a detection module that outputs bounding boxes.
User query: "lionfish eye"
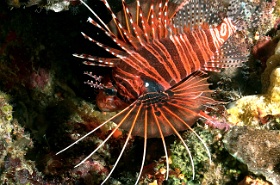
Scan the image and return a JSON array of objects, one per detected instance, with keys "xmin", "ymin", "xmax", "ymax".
[
  {"xmin": 104, "ymin": 87, "xmax": 117, "ymax": 96},
  {"xmin": 143, "ymin": 78, "xmax": 164, "ymax": 93}
]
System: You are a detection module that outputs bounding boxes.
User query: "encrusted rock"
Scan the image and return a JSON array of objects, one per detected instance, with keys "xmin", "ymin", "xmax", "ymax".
[
  {"xmin": 238, "ymin": 176, "xmax": 272, "ymax": 185},
  {"xmin": 223, "ymin": 126, "xmax": 280, "ymax": 185}
]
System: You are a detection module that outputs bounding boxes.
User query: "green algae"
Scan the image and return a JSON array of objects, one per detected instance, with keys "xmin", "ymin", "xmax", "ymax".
[{"xmin": 144, "ymin": 126, "xmax": 247, "ymax": 185}]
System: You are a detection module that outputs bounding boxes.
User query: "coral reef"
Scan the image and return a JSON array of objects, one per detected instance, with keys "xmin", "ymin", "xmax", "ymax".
[
  {"xmin": 6, "ymin": 0, "xmax": 77, "ymax": 12},
  {"xmin": 227, "ymin": 67, "xmax": 280, "ymax": 126},
  {"xmin": 0, "ymin": 88, "xmax": 123, "ymax": 184},
  {"xmin": 0, "ymin": 0, "xmax": 279, "ymax": 184},
  {"xmin": 214, "ymin": 17, "xmax": 280, "ymax": 185},
  {"xmin": 227, "ymin": 40, "xmax": 280, "ymax": 126},
  {"xmin": 223, "ymin": 126, "xmax": 280, "ymax": 185},
  {"xmin": 139, "ymin": 126, "xmax": 247, "ymax": 185},
  {"xmin": 0, "ymin": 2, "xmax": 126, "ymax": 184},
  {"xmin": 262, "ymin": 37, "xmax": 280, "ymax": 93},
  {"xmin": 0, "ymin": 91, "xmax": 44, "ymax": 184}
]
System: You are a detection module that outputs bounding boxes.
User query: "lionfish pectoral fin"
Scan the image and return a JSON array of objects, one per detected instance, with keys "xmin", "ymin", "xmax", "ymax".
[
  {"xmin": 112, "ymin": 71, "xmax": 215, "ymax": 180},
  {"xmin": 56, "ymin": 99, "xmax": 151, "ymax": 185},
  {"xmin": 203, "ymin": 33, "xmax": 250, "ymax": 72},
  {"xmin": 163, "ymin": 70, "xmax": 215, "ymax": 155},
  {"xmin": 150, "ymin": 71, "xmax": 215, "ymax": 179},
  {"xmin": 56, "ymin": 71, "xmax": 212, "ymax": 182}
]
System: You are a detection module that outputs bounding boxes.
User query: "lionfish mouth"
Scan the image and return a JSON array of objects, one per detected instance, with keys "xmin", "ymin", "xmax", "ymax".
[{"xmin": 56, "ymin": 0, "xmax": 264, "ymax": 184}]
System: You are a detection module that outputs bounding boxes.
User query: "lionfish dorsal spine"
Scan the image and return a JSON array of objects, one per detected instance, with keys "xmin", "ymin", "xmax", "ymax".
[
  {"xmin": 123, "ymin": 0, "xmax": 145, "ymax": 46},
  {"xmin": 101, "ymin": 0, "xmax": 142, "ymax": 49},
  {"xmin": 85, "ymin": 17, "xmax": 133, "ymax": 53}
]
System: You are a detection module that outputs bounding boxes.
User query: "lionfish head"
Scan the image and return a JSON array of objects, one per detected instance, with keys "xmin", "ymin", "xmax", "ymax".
[{"xmin": 57, "ymin": 0, "xmax": 267, "ymax": 184}]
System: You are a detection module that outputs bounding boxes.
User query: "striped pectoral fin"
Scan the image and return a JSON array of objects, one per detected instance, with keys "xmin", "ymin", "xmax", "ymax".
[
  {"xmin": 111, "ymin": 71, "xmax": 214, "ymax": 180},
  {"xmin": 114, "ymin": 71, "xmax": 217, "ymax": 138},
  {"xmin": 113, "ymin": 94, "xmax": 197, "ymax": 138},
  {"xmin": 203, "ymin": 34, "xmax": 250, "ymax": 71},
  {"xmin": 164, "ymin": 71, "xmax": 218, "ymax": 127}
]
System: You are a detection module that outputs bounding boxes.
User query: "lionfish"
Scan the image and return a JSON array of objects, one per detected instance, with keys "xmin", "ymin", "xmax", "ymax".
[{"xmin": 57, "ymin": 0, "xmax": 259, "ymax": 183}]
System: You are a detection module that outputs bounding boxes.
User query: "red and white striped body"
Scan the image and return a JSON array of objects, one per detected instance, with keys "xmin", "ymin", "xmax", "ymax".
[
  {"xmin": 113, "ymin": 16, "xmax": 238, "ymax": 102},
  {"xmin": 76, "ymin": 0, "xmax": 249, "ymax": 138}
]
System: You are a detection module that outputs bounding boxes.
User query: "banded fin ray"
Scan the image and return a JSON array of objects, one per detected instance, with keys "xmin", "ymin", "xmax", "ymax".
[
  {"xmin": 56, "ymin": 71, "xmax": 214, "ymax": 184},
  {"xmin": 113, "ymin": 71, "xmax": 215, "ymax": 181},
  {"xmin": 108, "ymin": 0, "xmax": 192, "ymax": 40}
]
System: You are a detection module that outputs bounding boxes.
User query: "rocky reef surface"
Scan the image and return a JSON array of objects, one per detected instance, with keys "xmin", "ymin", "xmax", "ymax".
[
  {"xmin": 227, "ymin": 47, "xmax": 280, "ymax": 127},
  {"xmin": 222, "ymin": 33, "xmax": 280, "ymax": 185},
  {"xmin": 223, "ymin": 126, "xmax": 280, "ymax": 185}
]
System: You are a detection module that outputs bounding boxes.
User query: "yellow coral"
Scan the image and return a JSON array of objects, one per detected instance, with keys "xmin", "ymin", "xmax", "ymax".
[
  {"xmin": 227, "ymin": 67, "xmax": 280, "ymax": 126},
  {"xmin": 148, "ymin": 180, "xmax": 158, "ymax": 185},
  {"xmin": 227, "ymin": 38, "xmax": 280, "ymax": 126},
  {"xmin": 267, "ymin": 67, "xmax": 280, "ymax": 101},
  {"xmin": 261, "ymin": 41, "xmax": 280, "ymax": 93}
]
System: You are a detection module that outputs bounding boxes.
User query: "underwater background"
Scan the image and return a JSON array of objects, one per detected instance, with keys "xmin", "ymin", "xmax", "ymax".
[{"xmin": 1, "ymin": 0, "xmax": 280, "ymax": 184}]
